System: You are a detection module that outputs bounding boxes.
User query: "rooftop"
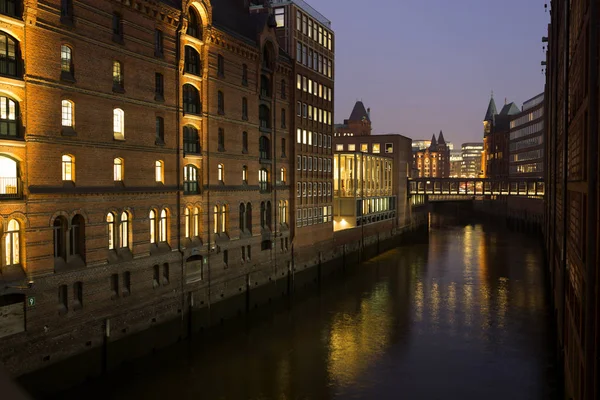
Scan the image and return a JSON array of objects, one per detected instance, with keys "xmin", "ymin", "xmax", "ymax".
[{"xmin": 270, "ymin": 0, "xmax": 331, "ymax": 28}]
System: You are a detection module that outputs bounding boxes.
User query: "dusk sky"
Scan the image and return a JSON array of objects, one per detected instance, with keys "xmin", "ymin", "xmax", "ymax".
[{"xmin": 316, "ymin": 0, "xmax": 550, "ymax": 145}]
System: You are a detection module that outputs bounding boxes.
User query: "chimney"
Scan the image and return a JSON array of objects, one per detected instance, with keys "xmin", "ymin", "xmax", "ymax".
[{"xmin": 367, "ymin": 107, "xmax": 371, "ymax": 120}]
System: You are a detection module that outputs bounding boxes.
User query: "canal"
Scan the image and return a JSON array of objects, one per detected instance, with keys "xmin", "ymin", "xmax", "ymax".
[{"xmin": 47, "ymin": 214, "xmax": 560, "ymax": 399}]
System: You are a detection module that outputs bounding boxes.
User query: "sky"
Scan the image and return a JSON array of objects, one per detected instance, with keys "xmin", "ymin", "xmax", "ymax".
[{"xmin": 314, "ymin": 0, "xmax": 550, "ymax": 145}]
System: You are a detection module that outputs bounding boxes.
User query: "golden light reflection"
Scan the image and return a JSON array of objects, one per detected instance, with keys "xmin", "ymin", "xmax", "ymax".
[
  {"xmin": 463, "ymin": 284, "xmax": 473, "ymax": 326},
  {"xmin": 447, "ymin": 282, "xmax": 457, "ymax": 333},
  {"xmin": 497, "ymin": 277, "xmax": 509, "ymax": 329},
  {"xmin": 430, "ymin": 282, "xmax": 440, "ymax": 329},
  {"xmin": 327, "ymin": 283, "xmax": 392, "ymax": 387},
  {"xmin": 414, "ymin": 281, "xmax": 424, "ymax": 321}
]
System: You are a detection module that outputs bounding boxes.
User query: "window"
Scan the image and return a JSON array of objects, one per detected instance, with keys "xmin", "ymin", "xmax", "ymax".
[
  {"xmin": 184, "ymin": 208, "xmax": 191, "ymax": 238},
  {"xmin": 106, "ymin": 213, "xmax": 115, "ymax": 250},
  {"xmin": 258, "ymin": 168, "xmax": 268, "ymax": 192},
  {"xmin": 242, "ymin": 165, "xmax": 247, "ymax": 183},
  {"xmin": 113, "ymin": 108, "xmax": 124, "ymax": 139},
  {"xmin": 259, "ymin": 105, "xmax": 270, "ymax": 129},
  {"xmin": 281, "ymin": 108, "xmax": 286, "ymax": 128},
  {"xmin": 60, "ymin": 0, "xmax": 72, "ymax": 19},
  {"xmin": 123, "ymin": 272, "xmax": 131, "ymax": 295},
  {"xmin": 149, "ymin": 210, "xmax": 157, "ymax": 243},
  {"xmin": 183, "ymin": 125, "xmax": 200, "ymax": 154},
  {"xmin": 62, "ymin": 154, "xmax": 74, "ymax": 181},
  {"xmin": 53, "ymin": 217, "xmax": 66, "ymax": 259},
  {"xmin": 0, "ymin": 96, "xmax": 17, "ymax": 137},
  {"xmin": 281, "ymin": 138, "xmax": 286, "ymax": 157},
  {"xmin": 4, "ymin": 218, "xmax": 19, "ymax": 265},
  {"xmin": 183, "ymin": 84, "xmax": 200, "ymax": 114},
  {"xmin": 348, "ymin": 144, "xmax": 356, "ymax": 151},
  {"xmin": 187, "ymin": 8, "xmax": 201, "ymax": 38},
  {"xmin": 217, "ymin": 163, "xmax": 224, "ymax": 182},
  {"xmin": 360, "ymin": 143, "xmax": 368, "ymax": 152},
  {"xmin": 279, "ymin": 200, "xmax": 288, "ymax": 225},
  {"xmin": 193, "ymin": 207, "xmax": 200, "ymax": 237},
  {"xmin": 112, "ymin": 61, "xmax": 124, "ymax": 90},
  {"xmin": 242, "ymin": 64, "xmax": 248, "ymax": 86},
  {"xmin": 385, "ymin": 143, "xmax": 393, "ymax": 153},
  {"xmin": 280, "ymin": 167, "xmax": 286, "ymax": 183},
  {"xmin": 274, "ymin": 7, "xmax": 284, "ymax": 27},
  {"xmin": 155, "ymin": 160, "xmax": 163, "ymax": 183},
  {"xmin": 242, "ymin": 131, "xmax": 248, "ymax": 153},
  {"xmin": 372, "ymin": 143, "xmax": 381, "ymax": 154},
  {"xmin": 0, "ymin": 32, "xmax": 19, "ymax": 77},
  {"xmin": 281, "ymin": 79, "xmax": 286, "ymax": 99},
  {"xmin": 155, "ymin": 73, "xmax": 164, "ymax": 99},
  {"xmin": 59, "ymin": 285, "xmax": 68, "ymax": 312},
  {"xmin": 297, "ymin": 155, "xmax": 301, "ymax": 170},
  {"xmin": 184, "ymin": 164, "xmax": 199, "ymax": 194},
  {"xmin": 260, "ymin": 75, "xmax": 271, "ymax": 97},
  {"xmin": 159, "ymin": 209, "xmax": 167, "ymax": 242},
  {"xmin": 112, "ymin": 13, "xmax": 123, "ymax": 40},
  {"xmin": 73, "ymin": 282, "xmax": 83, "ymax": 309},
  {"xmin": 61, "ymin": 100, "xmax": 74, "ymax": 127},
  {"xmin": 185, "ymin": 46, "xmax": 200, "ymax": 75},
  {"xmin": 119, "ymin": 212, "xmax": 128, "ymax": 248},
  {"xmin": 154, "ymin": 29, "xmax": 163, "ymax": 57},
  {"xmin": 259, "ymin": 136, "xmax": 270, "ymax": 160},
  {"xmin": 217, "ymin": 54, "xmax": 224, "ymax": 77},
  {"xmin": 245, "ymin": 203, "xmax": 252, "ymax": 233},
  {"xmin": 335, "ymin": 144, "xmax": 343, "ymax": 151},
  {"xmin": 113, "ymin": 158, "xmax": 123, "ymax": 181},
  {"xmin": 111, "ymin": 274, "xmax": 119, "ymax": 297},
  {"xmin": 60, "ymin": 45, "xmax": 73, "ymax": 76},
  {"xmin": 220, "ymin": 204, "xmax": 228, "ymax": 234},
  {"xmin": 153, "ymin": 264, "xmax": 160, "ymax": 288},
  {"xmin": 218, "ymin": 128, "xmax": 225, "ymax": 151},
  {"xmin": 217, "ymin": 91, "xmax": 224, "ymax": 114},
  {"xmin": 242, "ymin": 97, "xmax": 248, "ymax": 120},
  {"xmin": 163, "ymin": 263, "xmax": 169, "ymax": 284},
  {"xmin": 223, "ymin": 250, "xmax": 228, "ymax": 267},
  {"xmin": 239, "ymin": 203, "xmax": 246, "ymax": 232},
  {"xmin": 155, "ymin": 116, "xmax": 164, "ymax": 143}
]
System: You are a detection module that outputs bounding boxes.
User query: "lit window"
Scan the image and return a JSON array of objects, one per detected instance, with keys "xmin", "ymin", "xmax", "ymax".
[
  {"xmin": 60, "ymin": 45, "xmax": 73, "ymax": 74},
  {"xmin": 119, "ymin": 212, "xmax": 128, "ymax": 248},
  {"xmin": 360, "ymin": 144, "xmax": 368, "ymax": 152},
  {"xmin": 159, "ymin": 209, "xmax": 167, "ymax": 242},
  {"xmin": 62, "ymin": 154, "xmax": 74, "ymax": 181},
  {"xmin": 184, "ymin": 208, "xmax": 190, "ymax": 238},
  {"xmin": 242, "ymin": 165, "xmax": 247, "ymax": 183},
  {"xmin": 61, "ymin": 100, "xmax": 74, "ymax": 127},
  {"xmin": 5, "ymin": 219, "xmax": 19, "ymax": 265},
  {"xmin": 218, "ymin": 163, "xmax": 224, "ymax": 182},
  {"xmin": 184, "ymin": 164, "xmax": 199, "ymax": 194},
  {"xmin": 0, "ymin": 32, "xmax": 19, "ymax": 77},
  {"xmin": 372, "ymin": 144, "xmax": 381, "ymax": 154},
  {"xmin": 335, "ymin": 144, "xmax": 343, "ymax": 151},
  {"xmin": 348, "ymin": 144, "xmax": 356, "ymax": 151},
  {"xmin": 149, "ymin": 210, "xmax": 156, "ymax": 243},
  {"xmin": 274, "ymin": 7, "xmax": 285, "ymax": 27},
  {"xmin": 113, "ymin": 158, "xmax": 123, "ymax": 181},
  {"xmin": 213, "ymin": 205, "xmax": 218, "ymax": 234},
  {"xmin": 112, "ymin": 61, "xmax": 124, "ymax": 89},
  {"xmin": 280, "ymin": 167, "xmax": 286, "ymax": 183},
  {"xmin": 155, "ymin": 160, "xmax": 163, "ymax": 183},
  {"xmin": 113, "ymin": 108, "xmax": 124, "ymax": 139},
  {"xmin": 193, "ymin": 207, "xmax": 199, "ymax": 236},
  {"xmin": 0, "ymin": 96, "xmax": 17, "ymax": 137},
  {"xmin": 107, "ymin": 213, "xmax": 115, "ymax": 249},
  {"xmin": 385, "ymin": 143, "xmax": 393, "ymax": 153},
  {"xmin": 220, "ymin": 205, "xmax": 226, "ymax": 233}
]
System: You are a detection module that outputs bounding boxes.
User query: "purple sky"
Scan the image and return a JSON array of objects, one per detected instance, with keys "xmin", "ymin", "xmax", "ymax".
[{"xmin": 316, "ymin": 0, "xmax": 550, "ymax": 145}]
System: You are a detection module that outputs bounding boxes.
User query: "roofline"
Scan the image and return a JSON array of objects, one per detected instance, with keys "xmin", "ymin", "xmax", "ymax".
[
  {"xmin": 270, "ymin": 0, "xmax": 332, "ymax": 28},
  {"xmin": 522, "ymin": 92, "xmax": 544, "ymax": 105}
]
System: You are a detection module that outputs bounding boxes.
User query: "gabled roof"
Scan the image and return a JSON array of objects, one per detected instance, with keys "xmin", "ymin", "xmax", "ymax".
[
  {"xmin": 499, "ymin": 102, "xmax": 520, "ymax": 116},
  {"xmin": 484, "ymin": 96, "xmax": 497, "ymax": 121},
  {"xmin": 348, "ymin": 101, "xmax": 370, "ymax": 122},
  {"xmin": 430, "ymin": 134, "xmax": 437, "ymax": 149},
  {"xmin": 438, "ymin": 130, "xmax": 446, "ymax": 144}
]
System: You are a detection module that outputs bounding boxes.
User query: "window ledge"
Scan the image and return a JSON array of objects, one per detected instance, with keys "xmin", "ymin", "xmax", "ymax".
[
  {"xmin": 62, "ymin": 181, "xmax": 75, "ymax": 188},
  {"xmin": 113, "ymin": 134, "xmax": 125, "ymax": 141},
  {"xmin": 114, "ymin": 180, "xmax": 125, "ymax": 187},
  {"xmin": 61, "ymin": 127, "xmax": 76, "ymax": 137},
  {"xmin": 60, "ymin": 71, "xmax": 76, "ymax": 83}
]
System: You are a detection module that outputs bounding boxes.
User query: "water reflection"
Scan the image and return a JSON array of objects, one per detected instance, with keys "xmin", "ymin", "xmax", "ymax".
[{"xmin": 52, "ymin": 213, "xmax": 558, "ymax": 400}]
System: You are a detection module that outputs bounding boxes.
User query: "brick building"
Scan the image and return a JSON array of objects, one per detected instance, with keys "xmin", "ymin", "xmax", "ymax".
[
  {"xmin": 413, "ymin": 131, "xmax": 450, "ymax": 178},
  {"xmin": 334, "ymin": 100, "xmax": 371, "ymax": 137},
  {"xmin": 482, "ymin": 95, "xmax": 520, "ymax": 179},
  {"xmin": 0, "ymin": 0, "xmax": 307, "ymax": 376}
]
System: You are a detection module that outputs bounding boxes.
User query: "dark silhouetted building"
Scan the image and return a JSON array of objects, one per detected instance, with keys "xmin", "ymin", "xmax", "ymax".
[{"xmin": 509, "ymin": 93, "xmax": 544, "ymax": 177}]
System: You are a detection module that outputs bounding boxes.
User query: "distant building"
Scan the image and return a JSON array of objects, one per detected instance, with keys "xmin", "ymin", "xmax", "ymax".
[
  {"xmin": 461, "ymin": 142, "xmax": 484, "ymax": 178},
  {"xmin": 482, "ymin": 95, "xmax": 520, "ymax": 179},
  {"xmin": 412, "ymin": 139, "xmax": 453, "ymax": 152},
  {"xmin": 413, "ymin": 131, "xmax": 451, "ymax": 178},
  {"xmin": 450, "ymin": 150, "xmax": 463, "ymax": 177},
  {"xmin": 509, "ymin": 93, "xmax": 544, "ymax": 177},
  {"xmin": 334, "ymin": 101, "xmax": 372, "ymax": 137}
]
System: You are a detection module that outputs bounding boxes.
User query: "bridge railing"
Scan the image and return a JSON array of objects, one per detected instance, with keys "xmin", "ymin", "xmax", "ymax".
[{"xmin": 408, "ymin": 178, "xmax": 545, "ymax": 197}]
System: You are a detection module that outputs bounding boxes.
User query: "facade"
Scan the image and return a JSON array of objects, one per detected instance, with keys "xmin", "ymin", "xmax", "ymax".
[
  {"xmin": 0, "ymin": 0, "xmax": 313, "ymax": 376},
  {"xmin": 509, "ymin": 93, "xmax": 544, "ymax": 177},
  {"xmin": 261, "ymin": 0, "xmax": 335, "ymax": 253},
  {"xmin": 334, "ymin": 101, "xmax": 371, "ymax": 137},
  {"xmin": 482, "ymin": 96, "xmax": 520, "ymax": 178},
  {"xmin": 413, "ymin": 131, "xmax": 450, "ymax": 178},
  {"xmin": 543, "ymin": 1, "xmax": 599, "ymax": 399},
  {"xmin": 449, "ymin": 150, "xmax": 463, "ymax": 177},
  {"xmin": 460, "ymin": 142, "xmax": 483, "ymax": 178},
  {"xmin": 333, "ymin": 152, "xmax": 394, "ymax": 231}
]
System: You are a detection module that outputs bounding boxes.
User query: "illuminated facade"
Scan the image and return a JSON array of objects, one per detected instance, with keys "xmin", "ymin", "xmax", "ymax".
[
  {"xmin": 509, "ymin": 93, "xmax": 544, "ymax": 177},
  {"xmin": 333, "ymin": 152, "xmax": 395, "ymax": 231},
  {"xmin": 334, "ymin": 101, "xmax": 371, "ymax": 137},
  {"xmin": 482, "ymin": 95, "xmax": 520, "ymax": 179},
  {"xmin": 413, "ymin": 131, "xmax": 450, "ymax": 178},
  {"xmin": 460, "ymin": 142, "xmax": 484, "ymax": 178},
  {"xmin": 449, "ymin": 150, "xmax": 463, "ymax": 177}
]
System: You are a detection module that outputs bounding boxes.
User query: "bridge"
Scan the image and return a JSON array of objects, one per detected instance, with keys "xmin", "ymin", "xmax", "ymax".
[{"xmin": 408, "ymin": 177, "xmax": 545, "ymax": 199}]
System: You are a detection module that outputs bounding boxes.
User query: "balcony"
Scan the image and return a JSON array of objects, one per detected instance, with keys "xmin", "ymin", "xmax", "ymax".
[{"xmin": 0, "ymin": 177, "xmax": 21, "ymax": 199}]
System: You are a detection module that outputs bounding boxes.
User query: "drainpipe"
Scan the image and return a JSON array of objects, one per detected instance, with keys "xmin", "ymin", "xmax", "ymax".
[
  {"xmin": 583, "ymin": 0, "xmax": 598, "ymax": 396},
  {"xmin": 272, "ymin": 60, "xmax": 278, "ymax": 288},
  {"xmin": 560, "ymin": 0, "xmax": 569, "ymax": 357},
  {"xmin": 175, "ymin": 14, "xmax": 185, "ymax": 331},
  {"xmin": 205, "ymin": 36, "xmax": 212, "ymax": 314}
]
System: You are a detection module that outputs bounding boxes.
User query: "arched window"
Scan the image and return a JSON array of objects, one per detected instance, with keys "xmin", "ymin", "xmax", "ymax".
[
  {"xmin": 119, "ymin": 212, "xmax": 128, "ymax": 248},
  {"xmin": 149, "ymin": 210, "xmax": 156, "ymax": 243},
  {"xmin": 213, "ymin": 205, "xmax": 218, "ymax": 234},
  {"xmin": 280, "ymin": 201, "xmax": 288, "ymax": 224},
  {"xmin": 246, "ymin": 203, "xmax": 252, "ymax": 233},
  {"xmin": 187, "ymin": 8, "xmax": 202, "ymax": 38},
  {"xmin": 217, "ymin": 90, "xmax": 224, "ymax": 114},
  {"xmin": 259, "ymin": 136, "xmax": 270, "ymax": 160},
  {"xmin": 155, "ymin": 116, "xmax": 164, "ymax": 143},
  {"xmin": 5, "ymin": 219, "xmax": 19, "ymax": 265},
  {"xmin": 217, "ymin": 54, "xmax": 224, "ymax": 76},
  {"xmin": 242, "ymin": 131, "xmax": 248, "ymax": 153},
  {"xmin": 217, "ymin": 163, "xmax": 224, "ymax": 182},
  {"xmin": 155, "ymin": 160, "xmax": 163, "ymax": 183},
  {"xmin": 220, "ymin": 204, "xmax": 227, "ymax": 234},
  {"xmin": 242, "ymin": 97, "xmax": 248, "ymax": 120},
  {"xmin": 61, "ymin": 100, "xmax": 74, "ymax": 127},
  {"xmin": 159, "ymin": 209, "xmax": 167, "ymax": 242},
  {"xmin": 184, "ymin": 164, "xmax": 199, "ymax": 194},
  {"xmin": 193, "ymin": 207, "xmax": 199, "ymax": 237},
  {"xmin": 183, "ymin": 125, "xmax": 200, "ymax": 154},
  {"xmin": 70, "ymin": 214, "xmax": 85, "ymax": 259},
  {"xmin": 183, "ymin": 84, "xmax": 200, "ymax": 114},
  {"xmin": 0, "ymin": 155, "xmax": 17, "ymax": 197},
  {"xmin": 53, "ymin": 216, "xmax": 67, "ymax": 259},
  {"xmin": 266, "ymin": 201, "xmax": 272, "ymax": 229},
  {"xmin": 242, "ymin": 64, "xmax": 248, "ymax": 85},
  {"xmin": 113, "ymin": 108, "xmax": 124, "ymax": 139},
  {"xmin": 106, "ymin": 213, "xmax": 115, "ymax": 249},
  {"xmin": 60, "ymin": 44, "xmax": 73, "ymax": 75},
  {"xmin": 259, "ymin": 104, "xmax": 271, "ymax": 129},
  {"xmin": 62, "ymin": 154, "xmax": 74, "ymax": 181},
  {"xmin": 239, "ymin": 203, "xmax": 246, "ymax": 232},
  {"xmin": 0, "ymin": 32, "xmax": 20, "ymax": 77},
  {"xmin": 260, "ymin": 75, "xmax": 270, "ymax": 98},
  {"xmin": 1, "ymin": 0, "xmax": 20, "ymax": 18},
  {"xmin": 184, "ymin": 208, "xmax": 190, "ymax": 238},
  {"xmin": 112, "ymin": 60, "xmax": 124, "ymax": 89},
  {"xmin": 258, "ymin": 168, "xmax": 269, "ymax": 192},
  {"xmin": 242, "ymin": 165, "xmax": 247, "ymax": 183},
  {"xmin": 280, "ymin": 167, "xmax": 286, "ymax": 184},
  {"xmin": 113, "ymin": 158, "xmax": 124, "ymax": 181},
  {"xmin": 184, "ymin": 46, "xmax": 200, "ymax": 75},
  {"xmin": 0, "ymin": 96, "xmax": 18, "ymax": 137}
]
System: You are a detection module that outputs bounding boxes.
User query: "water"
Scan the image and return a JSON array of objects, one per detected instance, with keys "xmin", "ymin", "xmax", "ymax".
[{"xmin": 52, "ymin": 216, "xmax": 560, "ymax": 399}]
